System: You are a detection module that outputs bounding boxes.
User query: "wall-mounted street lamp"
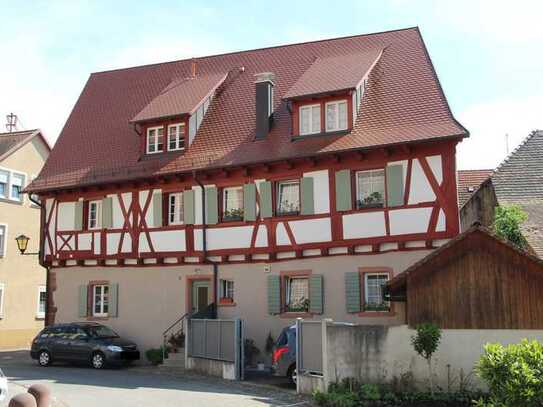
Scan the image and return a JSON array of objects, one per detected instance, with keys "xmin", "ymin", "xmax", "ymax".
[{"xmin": 15, "ymin": 234, "xmax": 40, "ymax": 255}]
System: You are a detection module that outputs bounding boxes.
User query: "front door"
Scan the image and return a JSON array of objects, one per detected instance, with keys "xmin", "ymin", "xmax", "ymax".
[{"xmin": 192, "ymin": 280, "xmax": 211, "ymax": 314}]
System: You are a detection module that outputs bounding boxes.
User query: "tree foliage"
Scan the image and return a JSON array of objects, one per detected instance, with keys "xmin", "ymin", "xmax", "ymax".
[
  {"xmin": 493, "ymin": 205, "xmax": 528, "ymax": 249},
  {"xmin": 476, "ymin": 339, "xmax": 543, "ymax": 407},
  {"xmin": 411, "ymin": 323, "xmax": 442, "ymax": 394}
]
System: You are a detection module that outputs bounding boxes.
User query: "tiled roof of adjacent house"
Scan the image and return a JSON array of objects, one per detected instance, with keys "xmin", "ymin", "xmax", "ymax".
[
  {"xmin": 457, "ymin": 169, "xmax": 492, "ymax": 206},
  {"xmin": 491, "ymin": 130, "xmax": 543, "ymax": 202},
  {"xmin": 520, "ymin": 201, "xmax": 543, "ymax": 259},
  {"xmin": 0, "ymin": 129, "xmax": 48, "ymax": 161},
  {"xmin": 283, "ymin": 48, "xmax": 383, "ymax": 99},
  {"xmin": 131, "ymin": 72, "xmax": 228, "ymax": 123},
  {"xmin": 28, "ymin": 27, "xmax": 467, "ymax": 193}
]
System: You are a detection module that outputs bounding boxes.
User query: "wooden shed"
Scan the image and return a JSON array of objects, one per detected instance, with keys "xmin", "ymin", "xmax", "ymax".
[{"xmin": 386, "ymin": 224, "xmax": 543, "ymax": 329}]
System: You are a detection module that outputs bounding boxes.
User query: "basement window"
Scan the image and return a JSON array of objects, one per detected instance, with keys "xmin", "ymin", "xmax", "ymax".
[{"xmin": 146, "ymin": 126, "xmax": 164, "ymax": 154}]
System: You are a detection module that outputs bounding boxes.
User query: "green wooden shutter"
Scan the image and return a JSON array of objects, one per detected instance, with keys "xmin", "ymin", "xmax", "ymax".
[
  {"xmin": 243, "ymin": 183, "xmax": 256, "ymax": 222},
  {"xmin": 205, "ymin": 187, "xmax": 218, "ymax": 225},
  {"xmin": 309, "ymin": 274, "xmax": 324, "ymax": 314},
  {"xmin": 301, "ymin": 177, "xmax": 315, "ymax": 216},
  {"xmin": 335, "ymin": 170, "xmax": 352, "ymax": 211},
  {"xmin": 345, "ymin": 272, "xmax": 361, "ymax": 313},
  {"xmin": 74, "ymin": 201, "xmax": 83, "ymax": 231},
  {"xmin": 267, "ymin": 275, "xmax": 281, "ymax": 315},
  {"xmin": 102, "ymin": 197, "xmax": 113, "ymax": 229},
  {"xmin": 259, "ymin": 181, "xmax": 273, "ymax": 219},
  {"xmin": 386, "ymin": 164, "xmax": 404, "ymax": 207},
  {"xmin": 183, "ymin": 190, "xmax": 195, "ymax": 225},
  {"xmin": 78, "ymin": 285, "xmax": 88, "ymax": 318},
  {"xmin": 109, "ymin": 283, "xmax": 119, "ymax": 317},
  {"xmin": 152, "ymin": 192, "xmax": 163, "ymax": 227}
]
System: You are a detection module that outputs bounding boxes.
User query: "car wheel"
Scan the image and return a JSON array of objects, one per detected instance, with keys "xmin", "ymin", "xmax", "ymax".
[
  {"xmin": 91, "ymin": 352, "xmax": 106, "ymax": 369},
  {"xmin": 38, "ymin": 350, "xmax": 52, "ymax": 367},
  {"xmin": 287, "ymin": 364, "xmax": 297, "ymax": 385}
]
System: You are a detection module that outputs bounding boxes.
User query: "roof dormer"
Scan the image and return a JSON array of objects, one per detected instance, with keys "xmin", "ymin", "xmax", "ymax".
[
  {"xmin": 283, "ymin": 48, "xmax": 382, "ymax": 138},
  {"xmin": 131, "ymin": 71, "xmax": 227, "ymax": 155}
]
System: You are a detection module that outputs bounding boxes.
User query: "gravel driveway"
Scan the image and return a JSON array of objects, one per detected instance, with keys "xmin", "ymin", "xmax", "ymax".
[{"xmin": 0, "ymin": 351, "xmax": 310, "ymax": 407}]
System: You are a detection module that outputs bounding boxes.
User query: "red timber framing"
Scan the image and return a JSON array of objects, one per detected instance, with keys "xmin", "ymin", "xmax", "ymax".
[{"xmin": 41, "ymin": 139, "xmax": 460, "ymax": 267}]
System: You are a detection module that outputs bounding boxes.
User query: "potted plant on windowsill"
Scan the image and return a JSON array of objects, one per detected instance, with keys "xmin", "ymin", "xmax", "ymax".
[
  {"xmin": 219, "ymin": 297, "xmax": 234, "ymax": 305},
  {"xmin": 286, "ymin": 298, "xmax": 310, "ymax": 313},
  {"xmin": 277, "ymin": 201, "xmax": 299, "ymax": 216},
  {"xmin": 356, "ymin": 192, "xmax": 384, "ymax": 209},
  {"xmin": 223, "ymin": 208, "xmax": 244, "ymax": 221}
]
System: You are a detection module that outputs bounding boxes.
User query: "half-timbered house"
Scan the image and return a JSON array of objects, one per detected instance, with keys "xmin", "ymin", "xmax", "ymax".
[{"xmin": 27, "ymin": 27, "xmax": 468, "ymax": 352}]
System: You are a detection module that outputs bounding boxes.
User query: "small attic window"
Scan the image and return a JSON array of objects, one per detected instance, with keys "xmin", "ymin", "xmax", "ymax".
[
  {"xmin": 299, "ymin": 104, "xmax": 321, "ymax": 135},
  {"xmin": 146, "ymin": 126, "xmax": 164, "ymax": 154},
  {"xmin": 168, "ymin": 123, "xmax": 185, "ymax": 151},
  {"xmin": 325, "ymin": 100, "xmax": 348, "ymax": 132}
]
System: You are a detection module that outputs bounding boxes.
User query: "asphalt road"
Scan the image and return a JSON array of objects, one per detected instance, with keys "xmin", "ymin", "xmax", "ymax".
[{"xmin": 0, "ymin": 351, "xmax": 307, "ymax": 407}]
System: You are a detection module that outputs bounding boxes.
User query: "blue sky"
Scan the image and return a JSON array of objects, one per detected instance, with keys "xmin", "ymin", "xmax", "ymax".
[{"xmin": 1, "ymin": 0, "xmax": 542, "ymax": 169}]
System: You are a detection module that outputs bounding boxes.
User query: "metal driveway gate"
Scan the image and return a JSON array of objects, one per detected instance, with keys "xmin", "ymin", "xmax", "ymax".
[
  {"xmin": 296, "ymin": 319, "xmax": 323, "ymax": 377},
  {"xmin": 187, "ymin": 318, "xmax": 245, "ymax": 380}
]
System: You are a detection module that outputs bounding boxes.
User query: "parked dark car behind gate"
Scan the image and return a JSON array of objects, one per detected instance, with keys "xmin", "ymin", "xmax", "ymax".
[{"xmin": 30, "ymin": 322, "xmax": 140, "ymax": 369}]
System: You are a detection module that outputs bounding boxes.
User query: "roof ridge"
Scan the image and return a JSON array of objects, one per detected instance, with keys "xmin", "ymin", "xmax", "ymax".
[
  {"xmin": 491, "ymin": 129, "xmax": 543, "ymax": 178},
  {"xmin": 90, "ymin": 26, "xmax": 419, "ymax": 76},
  {"xmin": 0, "ymin": 128, "xmax": 39, "ymax": 137}
]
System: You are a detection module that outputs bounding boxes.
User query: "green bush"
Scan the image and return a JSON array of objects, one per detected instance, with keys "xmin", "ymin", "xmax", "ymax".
[
  {"xmin": 411, "ymin": 323, "xmax": 442, "ymax": 394},
  {"xmin": 493, "ymin": 204, "xmax": 528, "ymax": 249},
  {"xmin": 145, "ymin": 347, "xmax": 167, "ymax": 365},
  {"xmin": 476, "ymin": 339, "xmax": 543, "ymax": 407}
]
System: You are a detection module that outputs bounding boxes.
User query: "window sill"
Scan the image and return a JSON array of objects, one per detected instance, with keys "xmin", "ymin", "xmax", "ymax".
[
  {"xmin": 0, "ymin": 197, "xmax": 23, "ymax": 205},
  {"xmin": 35, "ymin": 316, "xmax": 45, "ymax": 320},
  {"xmin": 218, "ymin": 299, "xmax": 236, "ymax": 307},
  {"xmin": 86, "ymin": 316, "xmax": 109, "ymax": 321},
  {"xmin": 357, "ymin": 311, "xmax": 396, "ymax": 317},
  {"xmin": 279, "ymin": 312, "xmax": 313, "ymax": 319}
]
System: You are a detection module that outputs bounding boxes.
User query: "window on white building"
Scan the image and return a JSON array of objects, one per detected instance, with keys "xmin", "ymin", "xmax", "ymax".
[
  {"xmin": 299, "ymin": 104, "xmax": 321, "ymax": 135},
  {"xmin": 223, "ymin": 186, "xmax": 244, "ymax": 221},
  {"xmin": 37, "ymin": 286, "xmax": 46, "ymax": 319},
  {"xmin": 168, "ymin": 192, "xmax": 184, "ymax": 225},
  {"xmin": 0, "ymin": 170, "xmax": 8, "ymax": 199},
  {"xmin": 220, "ymin": 279, "xmax": 234, "ymax": 302},
  {"xmin": 88, "ymin": 200, "xmax": 102, "ymax": 230},
  {"xmin": 325, "ymin": 100, "xmax": 348, "ymax": 132},
  {"xmin": 10, "ymin": 173, "xmax": 25, "ymax": 202},
  {"xmin": 356, "ymin": 169, "xmax": 385, "ymax": 209},
  {"xmin": 285, "ymin": 276, "xmax": 309, "ymax": 312},
  {"xmin": 168, "ymin": 123, "xmax": 185, "ymax": 151},
  {"xmin": 93, "ymin": 284, "xmax": 109, "ymax": 317},
  {"xmin": 146, "ymin": 126, "xmax": 164, "ymax": 154},
  {"xmin": 276, "ymin": 180, "xmax": 300, "ymax": 215}
]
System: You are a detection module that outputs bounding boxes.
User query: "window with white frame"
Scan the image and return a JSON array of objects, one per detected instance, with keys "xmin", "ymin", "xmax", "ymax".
[
  {"xmin": 146, "ymin": 126, "xmax": 164, "ymax": 154},
  {"xmin": 223, "ymin": 186, "xmax": 244, "ymax": 221},
  {"xmin": 88, "ymin": 200, "xmax": 102, "ymax": 230},
  {"xmin": 10, "ymin": 173, "xmax": 25, "ymax": 202},
  {"xmin": 325, "ymin": 100, "xmax": 348, "ymax": 132},
  {"xmin": 364, "ymin": 273, "xmax": 390, "ymax": 311},
  {"xmin": 220, "ymin": 279, "xmax": 234, "ymax": 301},
  {"xmin": 356, "ymin": 169, "xmax": 385, "ymax": 209},
  {"xmin": 168, "ymin": 192, "xmax": 184, "ymax": 225},
  {"xmin": 93, "ymin": 284, "xmax": 109, "ymax": 317},
  {"xmin": 37, "ymin": 286, "xmax": 46, "ymax": 319},
  {"xmin": 277, "ymin": 180, "xmax": 300, "ymax": 215},
  {"xmin": 168, "ymin": 123, "xmax": 185, "ymax": 151},
  {"xmin": 0, "ymin": 225, "xmax": 6, "ymax": 257},
  {"xmin": 0, "ymin": 283, "xmax": 4, "ymax": 318},
  {"xmin": 285, "ymin": 276, "xmax": 309, "ymax": 312},
  {"xmin": 0, "ymin": 170, "xmax": 8, "ymax": 199},
  {"xmin": 299, "ymin": 104, "xmax": 321, "ymax": 135}
]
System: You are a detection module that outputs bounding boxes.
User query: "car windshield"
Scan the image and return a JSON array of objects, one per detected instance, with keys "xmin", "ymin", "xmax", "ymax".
[{"xmin": 83, "ymin": 325, "xmax": 119, "ymax": 339}]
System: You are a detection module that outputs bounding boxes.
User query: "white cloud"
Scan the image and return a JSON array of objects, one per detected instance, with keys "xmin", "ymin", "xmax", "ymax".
[{"xmin": 456, "ymin": 95, "xmax": 543, "ymax": 170}]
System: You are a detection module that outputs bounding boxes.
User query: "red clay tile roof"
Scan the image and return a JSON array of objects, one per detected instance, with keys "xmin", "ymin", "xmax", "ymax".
[
  {"xmin": 29, "ymin": 27, "xmax": 467, "ymax": 193},
  {"xmin": 131, "ymin": 72, "xmax": 228, "ymax": 123},
  {"xmin": 283, "ymin": 48, "xmax": 383, "ymax": 99},
  {"xmin": 457, "ymin": 169, "xmax": 492, "ymax": 206}
]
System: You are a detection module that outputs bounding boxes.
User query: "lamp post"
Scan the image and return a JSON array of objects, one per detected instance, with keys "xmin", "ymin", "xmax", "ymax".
[{"xmin": 15, "ymin": 234, "xmax": 50, "ymax": 325}]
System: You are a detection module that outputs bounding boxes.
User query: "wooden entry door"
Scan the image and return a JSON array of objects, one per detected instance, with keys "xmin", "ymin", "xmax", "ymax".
[{"xmin": 192, "ymin": 280, "xmax": 211, "ymax": 313}]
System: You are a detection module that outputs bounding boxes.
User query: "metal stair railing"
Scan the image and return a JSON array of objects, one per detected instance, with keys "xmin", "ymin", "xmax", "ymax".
[{"xmin": 162, "ymin": 312, "xmax": 189, "ymax": 363}]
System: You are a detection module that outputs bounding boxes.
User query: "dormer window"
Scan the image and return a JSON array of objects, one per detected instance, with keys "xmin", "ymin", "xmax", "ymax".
[
  {"xmin": 325, "ymin": 100, "xmax": 348, "ymax": 132},
  {"xmin": 168, "ymin": 123, "xmax": 185, "ymax": 151},
  {"xmin": 146, "ymin": 126, "xmax": 164, "ymax": 154},
  {"xmin": 299, "ymin": 104, "xmax": 321, "ymax": 136}
]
